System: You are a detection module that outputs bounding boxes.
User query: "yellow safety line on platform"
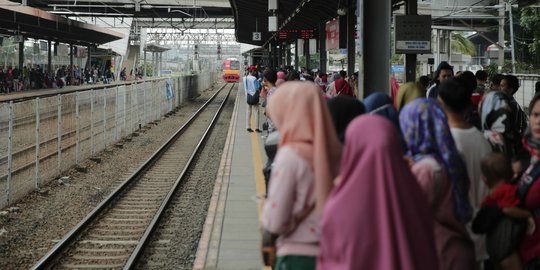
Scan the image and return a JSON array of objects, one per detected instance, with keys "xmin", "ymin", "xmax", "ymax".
[
  {"xmin": 249, "ymin": 117, "xmax": 272, "ymax": 270},
  {"xmin": 250, "ymin": 118, "xmax": 266, "ymax": 217}
]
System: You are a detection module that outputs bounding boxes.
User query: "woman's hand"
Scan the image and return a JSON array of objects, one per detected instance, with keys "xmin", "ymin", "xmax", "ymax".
[{"xmin": 527, "ymin": 217, "xmax": 536, "ymax": 235}]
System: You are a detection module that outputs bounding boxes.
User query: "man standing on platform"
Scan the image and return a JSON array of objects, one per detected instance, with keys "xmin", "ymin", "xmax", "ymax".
[{"xmin": 244, "ymin": 66, "xmax": 261, "ymax": 133}]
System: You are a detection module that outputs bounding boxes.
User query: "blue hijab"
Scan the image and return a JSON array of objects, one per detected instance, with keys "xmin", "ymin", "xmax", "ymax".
[
  {"xmin": 399, "ymin": 98, "xmax": 472, "ymax": 223},
  {"xmin": 364, "ymin": 92, "xmax": 400, "ymax": 129}
]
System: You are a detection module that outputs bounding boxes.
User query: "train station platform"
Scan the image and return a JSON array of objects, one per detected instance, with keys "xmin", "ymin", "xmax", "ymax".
[{"xmin": 193, "ymin": 83, "xmax": 268, "ymax": 270}]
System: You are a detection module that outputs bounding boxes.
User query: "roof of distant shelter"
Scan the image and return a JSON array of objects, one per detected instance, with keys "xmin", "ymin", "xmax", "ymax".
[
  {"xmin": 0, "ymin": 0, "xmax": 123, "ymax": 46},
  {"xmin": 144, "ymin": 44, "xmax": 170, "ymax": 53}
]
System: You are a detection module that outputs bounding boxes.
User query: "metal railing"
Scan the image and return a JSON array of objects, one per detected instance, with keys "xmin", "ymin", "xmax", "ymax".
[{"xmin": 0, "ymin": 72, "xmax": 218, "ymax": 209}]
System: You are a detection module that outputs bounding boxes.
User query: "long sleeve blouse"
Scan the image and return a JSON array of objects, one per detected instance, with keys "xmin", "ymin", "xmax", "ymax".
[{"xmin": 262, "ymin": 146, "xmax": 319, "ymax": 257}]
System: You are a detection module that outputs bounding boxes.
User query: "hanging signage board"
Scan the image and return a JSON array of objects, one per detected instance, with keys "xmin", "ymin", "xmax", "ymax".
[
  {"xmin": 253, "ymin": 32, "xmax": 262, "ymax": 41},
  {"xmin": 326, "ymin": 19, "xmax": 339, "ymax": 50},
  {"xmin": 395, "ymin": 15, "xmax": 432, "ymax": 54}
]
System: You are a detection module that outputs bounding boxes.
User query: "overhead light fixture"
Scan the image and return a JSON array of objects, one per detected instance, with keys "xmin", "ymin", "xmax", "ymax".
[{"xmin": 142, "ymin": 4, "xmax": 152, "ymax": 9}]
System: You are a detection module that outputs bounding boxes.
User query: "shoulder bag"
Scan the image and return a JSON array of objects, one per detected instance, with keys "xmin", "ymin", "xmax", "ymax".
[{"xmin": 246, "ymin": 78, "xmax": 260, "ymax": 105}]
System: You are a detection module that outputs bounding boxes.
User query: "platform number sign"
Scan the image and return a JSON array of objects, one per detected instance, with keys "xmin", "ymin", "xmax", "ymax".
[{"xmin": 253, "ymin": 32, "xmax": 262, "ymax": 41}]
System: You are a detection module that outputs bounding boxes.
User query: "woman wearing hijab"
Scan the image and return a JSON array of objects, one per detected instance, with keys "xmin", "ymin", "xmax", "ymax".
[
  {"xmin": 480, "ymin": 90, "xmax": 519, "ymax": 159},
  {"xmin": 400, "ymin": 98, "xmax": 475, "ymax": 270},
  {"xmin": 364, "ymin": 92, "xmax": 406, "ymax": 152},
  {"xmin": 326, "ymin": 96, "xmax": 365, "ymax": 143},
  {"xmin": 331, "ymin": 75, "xmax": 353, "ymax": 97},
  {"xmin": 517, "ymin": 93, "xmax": 540, "ymax": 268},
  {"xmin": 262, "ymin": 81, "xmax": 342, "ymax": 270},
  {"xmin": 396, "ymin": 82, "xmax": 425, "ymax": 111},
  {"xmin": 276, "ymin": 70, "xmax": 286, "ymax": 87},
  {"xmin": 318, "ymin": 115, "xmax": 439, "ymax": 270},
  {"xmin": 364, "ymin": 92, "xmax": 399, "ymax": 126}
]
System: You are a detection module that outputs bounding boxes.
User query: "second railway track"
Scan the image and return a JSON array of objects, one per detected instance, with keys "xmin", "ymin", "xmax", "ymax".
[{"xmin": 31, "ymin": 83, "xmax": 236, "ymax": 269}]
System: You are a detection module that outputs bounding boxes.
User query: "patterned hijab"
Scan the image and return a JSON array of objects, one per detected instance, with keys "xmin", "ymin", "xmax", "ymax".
[
  {"xmin": 480, "ymin": 91, "xmax": 515, "ymax": 156},
  {"xmin": 267, "ymin": 81, "xmax": 342, "ymax": 212},
  {"xmin": 400, "ymin": 98, "xmax": 472, "ymax": 223},
  {"xmin": 480, "ymin": 91, "xmax": 511, "ymax": 132}
]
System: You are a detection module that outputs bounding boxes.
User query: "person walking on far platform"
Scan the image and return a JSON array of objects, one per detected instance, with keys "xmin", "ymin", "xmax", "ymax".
[
  {"xmin": 262, "ymin": 81, "xmax": 341, "ymax": 270},
  {"xmin": 318, "ymin": 115, "xmax": 439, "ymax": 270}
]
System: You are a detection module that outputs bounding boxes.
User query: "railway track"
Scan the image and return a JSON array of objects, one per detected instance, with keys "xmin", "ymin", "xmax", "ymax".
[{"xmin": 31, "ymin": 83, "xmax": 235, "ymax": 269}]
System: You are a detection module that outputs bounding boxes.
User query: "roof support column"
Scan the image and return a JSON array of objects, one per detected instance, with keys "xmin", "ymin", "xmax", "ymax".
[
  {"xmin": 18, "ymin": 37, "xmax": 24, "ymax": 71},
  {"xmin": 48, "ymin": 41, "xmax": 52, "ymax": 74},
  {"xmin": 143, "ymin": 48, "xmax": 147, "ymax": 77},
  {"xmin": 152, "ymin": 52, "xmax": 156, "ymax": 76},
  {"xmin": 405, "ymin": 0, "xmax": 417, "ymax": 82},
  {"xmin": 294, "ymin": 39, "xmax": 299, "ymax": 71},
  {"xmin": 347, "ymin": 5, "xmax": 356, "ymax": 76},
  {"xmin": 277, "ymin": 45, "xmax": 282, "ymax": 69},
  {"xmin": 159, "ymin": 52, "xmax": 162, "ymax": 76},
  {"xmin": 319, "ymin": 23, "xmax": 327, "ymax": 73},
  {"xmin": 86, "ymin": 45, "xmax": 91, "ymax": 71},
  {"xmin": 70, "ymin": 45, "xmax": 74, "ymax": 79},
  {"xmin": 304, "ymin": 39, "xmax": 310, "ymax": 71},
  {"xmin": 286, "ymin": 43, "xmax": 291, "ymax": 67},
  {"xmin": 363, "ymin": 0, "xmax": 390, "ymax": 96}
]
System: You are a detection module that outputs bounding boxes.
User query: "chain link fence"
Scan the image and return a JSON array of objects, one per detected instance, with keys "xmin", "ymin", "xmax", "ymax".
[
  {"xmin": 0, "ymin": 72, "xmax": 217, "ymax": 208},
  {"xmin": 515, "ymin": 74, "xmax": 540, "ymax": 111}
]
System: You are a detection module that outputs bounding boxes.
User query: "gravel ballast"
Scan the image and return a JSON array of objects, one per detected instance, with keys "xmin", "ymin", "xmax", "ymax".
[{"xmin": 0, "ymin": 83, "xmax": 233, "ymax": 269}]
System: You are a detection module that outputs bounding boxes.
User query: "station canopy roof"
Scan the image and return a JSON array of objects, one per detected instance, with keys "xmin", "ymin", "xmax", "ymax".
[
  {"xmin": 0, "ymin": 0, "xmax": 124, "ymax": 46},
  {"xmin": 18, "ymin": 0, "xmax": 232, "ymax": 18},
  {"xmin": 229, "ymin": 0, "xmax": 416, "ymax": 46},
  {"xmin": 229, "ymin": 0, "xmax": 339, "ymax": 46}
]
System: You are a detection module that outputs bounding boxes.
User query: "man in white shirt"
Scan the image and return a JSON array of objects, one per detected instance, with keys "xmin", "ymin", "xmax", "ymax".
[
  {"xmin": 438, "ymin": 77, "xmax": 492, "ymax": 269},
  {"xmin": 244, "ymin": 68, "xmax": 261, "ymax": 132}
]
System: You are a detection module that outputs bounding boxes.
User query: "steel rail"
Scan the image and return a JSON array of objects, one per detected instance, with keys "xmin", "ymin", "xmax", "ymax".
[
  {"xmin": 123, "ymin": 83, "xmax": 234, "ymax": 269},
  {"xmin": 30, "ymin": 82, "xmax": 231, "ymax": 270}
]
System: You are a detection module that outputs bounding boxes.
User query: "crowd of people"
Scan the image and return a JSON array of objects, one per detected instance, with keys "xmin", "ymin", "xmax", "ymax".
[
  {"xmin": 244, "ymin": 62, "xmax": 540, "ymax": 270},
  {"xmin": 0, "ymin": 64, "xmax": 138, "ymax": 93}
]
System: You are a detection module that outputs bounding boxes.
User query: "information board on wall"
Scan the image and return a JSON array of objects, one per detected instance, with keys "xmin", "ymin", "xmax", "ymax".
[{"xmin": 395, "ymin": 15, "xmax": 431, "ymax": 54}]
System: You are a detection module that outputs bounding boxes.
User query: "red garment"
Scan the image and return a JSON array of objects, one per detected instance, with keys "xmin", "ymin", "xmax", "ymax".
[
  {"xmin": 519, "ymin": 176, "xmax": 540, "ymax": 262},
  {"xmin": 334, "ymin": 79, "xmax": 352, "ymax": 96},
  {"xmin": 391, "ymin": 77, "xmax": 400, "ymax": 107},
  {"xmin": 471, "ymin": 93, "xmax": 482, "ymax": 108},
  {"xmin": 481, "ymin": 183, "xmax": 520, "ymax": 208}
]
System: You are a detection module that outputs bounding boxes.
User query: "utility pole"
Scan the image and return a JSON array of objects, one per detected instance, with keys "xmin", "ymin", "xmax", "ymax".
[
  {"xmin": 498, "ymin": 0, "xmax": 505, "ymax": 70},
  {"xmin": 507, "ymin": 1, "xmax": 516, "ymax": 74}
]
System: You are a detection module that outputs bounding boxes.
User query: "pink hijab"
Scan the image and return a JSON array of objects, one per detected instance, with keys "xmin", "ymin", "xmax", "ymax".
[
  {"xmin": 318, "ymin": 115, "xmax": 439, "ymax": 270},
  {"xmin": 267, "ymin": 81, "xmax": 342, "ymax": 212},
  {"xmin": 276, "ymin": 71, "xmax": 286, "ymax": 87}
]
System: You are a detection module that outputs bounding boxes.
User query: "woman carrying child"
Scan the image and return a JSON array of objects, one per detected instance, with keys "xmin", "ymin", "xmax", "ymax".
[
  {"xmin": 516, "ymin": 93, "xmax": 540, "ymax": 268},
  {"xmin": 473, "ymin": 152, "xmax": 534, "ymax": 269}
]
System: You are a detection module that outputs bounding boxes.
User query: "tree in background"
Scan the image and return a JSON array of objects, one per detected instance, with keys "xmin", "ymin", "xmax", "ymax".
[
  {"xmin": 451, "ymin": 33, "xmax": 476, "ymax": 56},
  {"xmin": 519, "ymin": 6, "xmax": 540, "ymax": 70}
]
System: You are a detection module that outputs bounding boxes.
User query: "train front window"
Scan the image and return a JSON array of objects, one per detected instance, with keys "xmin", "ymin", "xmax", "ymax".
[{"xmin": 230, "ymin": 61, "xmax": 240, "ymax": 70}]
